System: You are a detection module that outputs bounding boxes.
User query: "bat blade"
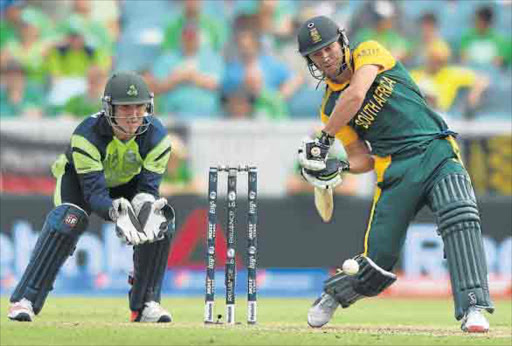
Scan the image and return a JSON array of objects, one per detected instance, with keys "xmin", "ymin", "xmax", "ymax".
[{"xmin": 314, "ymin": 187, "xmax": 334, "ymax": 223}]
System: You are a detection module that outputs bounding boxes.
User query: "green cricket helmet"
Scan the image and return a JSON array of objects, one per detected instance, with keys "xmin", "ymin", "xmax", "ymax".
[
  {"xmin": 102, "ymin": 71, "xmax": 154, "ymax": 135},
  {"xmin": 297, "ymin": 16, "xmax": 351, "ymax": 80}
]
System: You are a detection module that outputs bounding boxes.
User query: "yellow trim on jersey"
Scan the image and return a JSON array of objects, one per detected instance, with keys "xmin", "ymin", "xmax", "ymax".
[
  {"xmin": 320, "ymin": 88, "xmax": 360, "ymax": 147},
  {"xmin": 325, "ymin": 78, "xmax": 350, "ymax": 92},
  {"xmin": 353, "ymin": 40, "xmax": 396, "ymax": 73},
  {"xmin": 445, "ymin": 135, "xmax": 464, "ymax": 167},
  {"xmin": 321, "ymin": 113, "xmax": 359, "ymax": 148},
  {"xmin": 144, "ymin": 135, "xmax": 172, "ymax": 174},
  {"xmin": 363, "ymin": 155, "xmax": 392, "ymax": 256},
  {"xmin": 71, "ymin": 135, "xmax": 103, "ymax": 174},
  {"xmin": 51, "ymin": 154, "xmax": 68, "ymax": 206}
]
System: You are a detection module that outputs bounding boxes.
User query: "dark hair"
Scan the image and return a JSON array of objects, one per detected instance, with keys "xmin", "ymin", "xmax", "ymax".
[
  {"xmin": 420, "ymin": 12, "xmax": 437, "ymax": 25},
  {"xmin": 476, "ymin": 6, "xmax": 493, "ymax": 24}
]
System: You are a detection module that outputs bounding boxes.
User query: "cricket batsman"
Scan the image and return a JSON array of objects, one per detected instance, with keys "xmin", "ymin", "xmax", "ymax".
[
  {"xmin": 8, "ymin": 71, "xmax": 176, "ymax": 323},
  {"xmin": 296, "ymin": 16, "xmax": 494, "ymax": 333}
]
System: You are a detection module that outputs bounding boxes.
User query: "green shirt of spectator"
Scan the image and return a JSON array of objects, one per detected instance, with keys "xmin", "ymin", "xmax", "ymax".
[
  {"xmin": 162, "ymin": 15, "xmax": 227, "ymax": 52},
  {"xmin": 3, "ymin": 21, "xmax": 49, "ymax": 84},
  {"xmin": 354, "ymin": 28, "xmax": 411, "ymax": 63},
  {"xmin": 62, "ymin": 94, "xmax": 102, "ymax": 118},
  {"xmin": 0, "ymin": 20, "xmax": 19, "ymax": 49},
  {"xmin": 0, "ymin": 81, "xmax": 44, "ymax": 118},
  {"xmin": 254, "ymin": 90, "xmax": 288, "ymax": 120},
  {"xmin": 46, "ymin": 36, "xmax": 108, "ymax": 77},
  {"xmin": 57, "ymin": 15, "xmax": 114, "ymax": 54},
  {"xmin": 460, "ymin": 28, "xmax": 510, "ymax": 67}
]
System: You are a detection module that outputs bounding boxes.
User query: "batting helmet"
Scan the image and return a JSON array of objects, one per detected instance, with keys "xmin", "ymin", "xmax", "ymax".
[{"xmin": 297, "ymin": 16, "xmax": 351, "ymax": 80}]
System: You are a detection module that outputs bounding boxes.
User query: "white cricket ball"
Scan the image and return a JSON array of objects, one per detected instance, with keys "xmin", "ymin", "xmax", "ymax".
[{"xmin": 342, "ymin": 259, "xmax": 359, "ymax": 275}]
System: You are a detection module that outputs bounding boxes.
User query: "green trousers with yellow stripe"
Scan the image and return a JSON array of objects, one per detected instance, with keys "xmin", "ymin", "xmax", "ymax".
[{"xmin": 363, "ymin": 137, "xmax": 494, "ymax": 319}]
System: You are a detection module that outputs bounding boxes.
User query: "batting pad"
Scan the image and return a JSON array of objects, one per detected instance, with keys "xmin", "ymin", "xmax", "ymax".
[{"xmin": 430, "ymin": 173, "xmax": 494, "ymax": 320}]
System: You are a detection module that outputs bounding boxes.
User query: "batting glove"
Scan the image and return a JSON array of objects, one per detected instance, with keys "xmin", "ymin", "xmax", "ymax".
[
  {"xmin": 301, "ymin": 158, "xmax": 350, "ymax": 190},
  {"xmin": 298, "ymin": 131, "xmax": 335, "ymax": 171}
]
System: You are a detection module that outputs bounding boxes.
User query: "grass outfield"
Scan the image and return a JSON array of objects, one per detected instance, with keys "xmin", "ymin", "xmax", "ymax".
[{"xmin": 1, "ymin": 297, "xmax": 511, "ymax": 345}]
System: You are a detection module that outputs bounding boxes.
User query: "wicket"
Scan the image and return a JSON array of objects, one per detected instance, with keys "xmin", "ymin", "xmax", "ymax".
[{"xmin": 204, "ymin": 165, "xmax": 258, "ymax": 325}]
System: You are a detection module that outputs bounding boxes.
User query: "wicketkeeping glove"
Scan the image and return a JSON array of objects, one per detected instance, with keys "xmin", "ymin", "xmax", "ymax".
[
  {"xmin": 298, "ymin": 131, "xmax": 335, "ymax": 171},
  {"xmin": 131, "ymin": 193, "xmax": 176, "ymax": 243},
  {"xmin": 301, "ymin": 158, "xmax": 350, "ymax": 190},
  {"xmin": 109, "ymin": 198, "xmax": 147, "ymax": 246}
]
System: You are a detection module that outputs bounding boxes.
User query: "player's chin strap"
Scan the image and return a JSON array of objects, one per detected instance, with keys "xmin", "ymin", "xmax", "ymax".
[{"xmin": 324, "ymin": 256, "xmax": 396, "ymax": 308}]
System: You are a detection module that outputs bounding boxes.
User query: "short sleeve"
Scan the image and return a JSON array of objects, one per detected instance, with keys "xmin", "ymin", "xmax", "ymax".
[{"xmin": 352, "ymin": 40, "xmax": 396, "ymax": 73}]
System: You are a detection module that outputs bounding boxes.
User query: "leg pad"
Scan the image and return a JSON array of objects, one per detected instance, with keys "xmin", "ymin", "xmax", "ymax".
[
  {"xmin": 10, "ymin": 204, "xmax": 88, "ymax": 314},
  {"xmin": 430, "ymin": 173, "xmax": 494, "ymax": 320},
  {"xmin": 129, "ymin": 229, "xmax": 173, "ymax": 311},
  {"xmin": 324, "ymin": 256, "xmax": 396, "ymax": 308}
]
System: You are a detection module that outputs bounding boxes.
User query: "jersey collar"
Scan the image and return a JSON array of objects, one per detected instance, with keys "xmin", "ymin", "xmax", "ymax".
[{"xmin": 325, "ymin": 78, "xmax": 350, "ymax": 92}]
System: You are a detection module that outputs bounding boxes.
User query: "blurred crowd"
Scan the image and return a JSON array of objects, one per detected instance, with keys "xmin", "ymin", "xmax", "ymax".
[
  {"xmin": 1, "ymin": 0, "xmax": 511, "ymax": 122},
  {"xmin": 1, "ymin": 0, "xmax": 511, "ymax": 197}
]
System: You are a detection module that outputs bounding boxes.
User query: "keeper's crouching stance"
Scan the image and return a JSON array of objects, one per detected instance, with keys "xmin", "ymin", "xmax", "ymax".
[
  {"xmin": 296, "ymin": 16, "xmax": 494, "ymax": 332},
  {"xmin": 8, "ymin": 71, "xmax": 176, "ymax": 323}
]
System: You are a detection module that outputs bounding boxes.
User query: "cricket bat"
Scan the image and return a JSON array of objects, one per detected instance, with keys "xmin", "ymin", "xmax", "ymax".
[{"xmin": 314, "ymin": 187, "xmax": 334, "ymax": 223}]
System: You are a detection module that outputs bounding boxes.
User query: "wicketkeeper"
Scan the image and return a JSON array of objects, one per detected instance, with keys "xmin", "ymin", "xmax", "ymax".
[
  {"xmin": 296, "ymin": 16, "xmax": 494, "ymax": 333},
  {"xmin": 8, "ymin": 71, "xmax": 176, "ymax": 323}
]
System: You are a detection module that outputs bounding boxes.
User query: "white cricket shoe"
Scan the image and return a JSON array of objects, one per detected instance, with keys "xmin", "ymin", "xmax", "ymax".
[
  {"xmin": 8, "ymin": 298, "xmax": 35, "ymax": 322},
  {"xmin": 461, "ymin": 306, "xmax": 489, "ymax": 333},
  {"xmin": 307, "ymin": 292, "xmax": 339, "ymax": 328},
  {"xmin": 131, "ymin": 301, "xmax": 172, "ymax": 323}
]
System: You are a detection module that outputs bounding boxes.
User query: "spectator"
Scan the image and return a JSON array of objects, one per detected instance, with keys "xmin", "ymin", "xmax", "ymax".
[
  {"xmin": 57, "ymin": 0, "xmax": 118, "ymax": 54},
  {"xmin": 411, "ymin": 12, "xmax": 451, "ymax": 68},
  {"xmin": 61, "ymin": 65, "xmax": 107, "ymax": 118},
  {"xmin": 222, "ymin": 87, "xmax": 288, "ymax": 120},
  {"xmin": 151, "ymin": 22, "xmax": 223, "ymax": 119},
  {"xmin": 1, "ymin": 20, "xmax": 51, "ymax": 85},
  {"xmin": 162, "ymin": 0, "xmax": 227, "ymax": 53},
  {"xmin": 255, "ymin": 0, "xmax": 296, "ymax": 54},
  {"xmin": 0, "ymin": 61, "xmax": 44, "ymax": 118},
  {"xmin": 222, "ymin": 28, "xmax": 299, "ymax": 117},
  {"xmin": 460, "ymin": 5, "xmax": 510, "ymax": 69},
  {"xmin": 352, "ymin": 0, "xmax": 412, "ymax": 64},
  {"xmin": 0, "ymin": 0, "xmax": 23, "ymax": 50},
  {"xmin": 410, "ymin": 41, "xmax": 489, "ymax": 114},
  {"xmin": 223, "ymin": 89, "xmax": 255, "ymax": 119},
  {"xmin": 46, "ymin": 25, "xmax": 109, "ymax": 113},
  {"xmin": 159, "ymin": 133, "xmax": 200, "ymax": 196}
]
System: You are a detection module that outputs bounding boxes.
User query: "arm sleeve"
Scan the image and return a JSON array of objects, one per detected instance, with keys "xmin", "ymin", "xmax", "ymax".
[
  {"xmin": 138, "ymin": 134, "xmax": 172, "ymax": 197},
  {"xmin": 70, "ymin": 134, "xmax": 113, "ymax": 220},
  {"xmin": 137, "ymin": 169, "xmax": 164, "ymax": 197},
  {"xmin": 79, "ymin": 171, "xmax": 114, "ymax": 220}
]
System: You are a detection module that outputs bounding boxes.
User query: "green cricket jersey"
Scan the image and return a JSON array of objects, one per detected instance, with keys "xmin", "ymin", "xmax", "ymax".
[{"xmin": 320, "ymin": 40, "xmax": 451, "ymax": 158}]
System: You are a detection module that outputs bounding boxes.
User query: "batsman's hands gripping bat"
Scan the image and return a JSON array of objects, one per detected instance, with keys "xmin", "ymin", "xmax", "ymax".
[
  {"xmin": 301, "ymin": 158, "xmax": 350, "ymax": 190},
  {"xmin": 297, "ymin": 131, "xmax": 335, "ymax": 171},
  {"xmin": 109, "ymin": 198, "xmax": 147, "ymax": 246},
  {"xmin": 302, "ymin": 158, "xmax": 350, "ymax": 223}
]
